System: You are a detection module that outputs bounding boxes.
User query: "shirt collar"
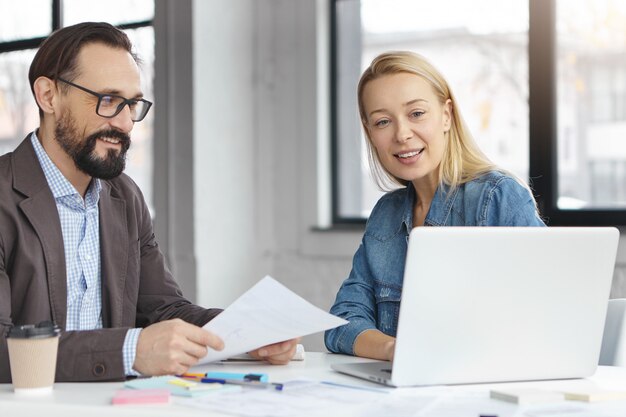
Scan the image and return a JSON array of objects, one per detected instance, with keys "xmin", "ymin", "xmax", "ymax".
[
  {"xmin": 401, "ymin": 181, "xmax": 460, "ymax": 230},
  {"xmin": 425, "ymin": 183, "xmax": 459, "ymax": 226},
  {"xmin": 30, "ymin": 131, "xmax": 102, "ymax": 205}
]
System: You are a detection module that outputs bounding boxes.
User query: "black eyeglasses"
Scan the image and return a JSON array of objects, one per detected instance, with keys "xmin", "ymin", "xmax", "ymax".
[{"xmin": 56, "ymin": 77, "xmax": 153, "ymax": 122}]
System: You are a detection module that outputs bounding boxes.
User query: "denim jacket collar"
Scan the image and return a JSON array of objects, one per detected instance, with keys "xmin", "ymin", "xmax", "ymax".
[{"xmin": 401, "ymin": 182, "xmax": 461, "ymax": 231}]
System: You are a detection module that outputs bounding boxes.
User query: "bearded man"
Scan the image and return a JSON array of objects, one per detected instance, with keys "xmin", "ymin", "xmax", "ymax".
[{"xmin": 0, "ymin": 22, "xmax": 297, "ymax": 383}]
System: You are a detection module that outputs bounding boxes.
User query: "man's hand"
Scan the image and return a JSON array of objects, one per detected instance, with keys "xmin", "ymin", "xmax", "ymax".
[
  {"xmin": 247, "ymin": 337, "xmax": 301, "ymax": 365},
  {"xmin": 133, "ymin": 319, "xmax": 224, "ymax": 376}
]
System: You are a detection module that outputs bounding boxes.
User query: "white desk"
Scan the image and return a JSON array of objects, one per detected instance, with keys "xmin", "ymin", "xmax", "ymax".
[{"xmin": 2, "ymin": 353, "xmax": 626, "ymax": 417}]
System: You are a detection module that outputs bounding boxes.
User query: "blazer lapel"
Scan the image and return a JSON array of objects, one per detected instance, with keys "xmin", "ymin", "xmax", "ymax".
[
  {"xmin": 98, "ymin": 182, "xmax": 128, "ymax": 328},
  {"xmin": 12, "ymin": 137, "xmax": 68, "ymax": 329}
]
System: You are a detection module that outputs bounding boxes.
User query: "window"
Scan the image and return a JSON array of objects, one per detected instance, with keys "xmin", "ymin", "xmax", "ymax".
[
  {"xmin": 332, "ymin": 0, "xmax": 626, "ymax": 225},
  {"xmin": 332, "ymin": 0, "xmax": 530, "ymax": 221},
  {"xmin": 531, "ymin": 0, "xmax": 626, "ymax": 224},
  {"xmin": 0, "ymin": 0, "xmax": 154, "ymax": 211}
]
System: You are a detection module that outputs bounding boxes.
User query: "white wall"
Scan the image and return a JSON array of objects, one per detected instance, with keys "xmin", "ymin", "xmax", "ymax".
[
  {"xmin": 193, "ymin": 0, "xmax": 268, "ymax": 307},
  {"xmin": 191, "ymin": 0, "xmax": 626, "ymax": 352},
  {"xmin": 192, "ymin": 0, "xmax": 363, "ymax": 351}
]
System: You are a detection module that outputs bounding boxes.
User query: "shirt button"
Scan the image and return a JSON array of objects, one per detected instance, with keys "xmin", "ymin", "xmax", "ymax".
[
  {"xmin": 85, "ymin": 254, "xmax": 92, "ymax": 260},
  {"xmin": 93, "ymin": 363, "xmax": 106, "ymax": 377}
]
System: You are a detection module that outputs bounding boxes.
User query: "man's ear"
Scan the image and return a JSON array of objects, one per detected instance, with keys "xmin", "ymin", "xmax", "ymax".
[{"xmin": 33, "ymin": 76, "xmax": 58, "ymax": 115}]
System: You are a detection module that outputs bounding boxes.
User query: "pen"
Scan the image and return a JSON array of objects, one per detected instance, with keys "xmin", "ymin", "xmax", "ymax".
[
  {"xmin": 182, "ymin": 376, "xmax": 284, "ymax": 391},
  {"xmin": 178, "ymin": 372, "xmax": 269, "ymax": 382}
]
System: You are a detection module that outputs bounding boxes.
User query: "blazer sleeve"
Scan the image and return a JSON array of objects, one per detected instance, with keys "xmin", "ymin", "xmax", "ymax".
[{"xmin": 0, "ymin": 232, "xmax": 12, "ymax": 383}]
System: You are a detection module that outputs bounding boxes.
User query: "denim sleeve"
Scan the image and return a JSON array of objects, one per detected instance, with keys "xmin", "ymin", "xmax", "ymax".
[
  {"xmin": 482, "ymin": 177, "xmax": 546, "ymax": 226},
  {"xmin": 325, "ymin": 241, "xmax": 378, "ymax": 355},
  {"xmin": 122, "ymin": 328, "xmax": 142, "ymax": 376}
]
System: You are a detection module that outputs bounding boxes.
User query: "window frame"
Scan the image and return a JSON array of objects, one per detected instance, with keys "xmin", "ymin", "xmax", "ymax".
[
  {"xmin": 0, "ymin": 1, "xmax": 152, "ymax": 53},
  {"xmin": 0, "ymin": 0, "xmax": 199, "ymax": 299},
  {"xmin": 330, "ymin": 0, "xmax": 626, "ymax": 226}
]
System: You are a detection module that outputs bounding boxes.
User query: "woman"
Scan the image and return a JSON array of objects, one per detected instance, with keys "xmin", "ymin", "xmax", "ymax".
[{"xmin": 324, "ymin": 51, "xmax": 545, "ymax": 361}]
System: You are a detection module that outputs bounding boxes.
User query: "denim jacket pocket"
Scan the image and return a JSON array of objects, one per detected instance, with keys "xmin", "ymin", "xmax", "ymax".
[{"xmin": 374, "ymin": 283, "xmax": 402, "ymax": 337}]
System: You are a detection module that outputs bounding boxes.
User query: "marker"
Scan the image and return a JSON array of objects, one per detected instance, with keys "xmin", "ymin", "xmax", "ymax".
[
  {"xmin": 206, "ymin": 372, "xmax": 269, "ymax": 382},
  {"xmin": 178, "ymin": 372, "xmax": 205, "ymax": 379},
  {"xmin": 182, "ymin": 376, "xmax": 283, "ymax": 391},
  {"xmin": 179, "ymin": 372, "xmax": 269, "ymax": 382}
]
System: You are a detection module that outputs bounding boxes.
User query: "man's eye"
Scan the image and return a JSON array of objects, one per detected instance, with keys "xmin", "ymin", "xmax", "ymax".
[{"xmin": 100, "ymin": 96, "xmax": 116, "ymax": 107}]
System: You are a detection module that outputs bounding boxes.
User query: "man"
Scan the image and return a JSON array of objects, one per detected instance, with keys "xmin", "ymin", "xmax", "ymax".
[{"xmin": 0, "ymin": 22, "xmax": 297, "ymax": 382}]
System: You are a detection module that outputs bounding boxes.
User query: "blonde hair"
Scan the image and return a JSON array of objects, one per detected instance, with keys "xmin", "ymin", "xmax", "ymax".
[{"xmin": 358, "ymin": 51, "xmax": 498, "ymax": 191}]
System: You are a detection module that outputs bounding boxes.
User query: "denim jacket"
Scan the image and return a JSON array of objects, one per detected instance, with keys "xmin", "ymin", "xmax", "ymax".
[{"xmin": 324, "ymin": 171, "xmax": 545, "ymax": 355}]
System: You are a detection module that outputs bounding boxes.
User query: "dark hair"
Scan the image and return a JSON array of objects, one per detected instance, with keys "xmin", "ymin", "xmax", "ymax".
[{"xmin": 29, "ymin": 22, "xmax": 138, "ymax": 115}]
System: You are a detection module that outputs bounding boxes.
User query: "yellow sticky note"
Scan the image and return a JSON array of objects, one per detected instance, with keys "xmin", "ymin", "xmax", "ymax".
[{"xmin": 168, "ymin": 378, "xmax": 197, "ymax": 388}]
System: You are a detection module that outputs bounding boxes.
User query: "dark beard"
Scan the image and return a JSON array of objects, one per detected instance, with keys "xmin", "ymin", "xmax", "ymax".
[{"xmin": 54, "ymin": 112, "xmax": 131, "ymax": 180}]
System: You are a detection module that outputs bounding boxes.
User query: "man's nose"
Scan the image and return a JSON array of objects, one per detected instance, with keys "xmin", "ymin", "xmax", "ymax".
[{"xmin": 108, "ymin": 104, "xmax": 135, "ymax": 133}]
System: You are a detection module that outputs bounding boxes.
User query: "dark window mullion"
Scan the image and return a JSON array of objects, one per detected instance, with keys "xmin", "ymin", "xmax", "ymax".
[
  {"xmin": 528, "ymin": 0, "xmax": 556, "ymax": 221},
  {"xmin": 0, "ymin": 38, "xmax": 46, "ymax": 53},
  {"xmin": 53, "ymin": 0, "xmax": 63, "ymax": 29}
]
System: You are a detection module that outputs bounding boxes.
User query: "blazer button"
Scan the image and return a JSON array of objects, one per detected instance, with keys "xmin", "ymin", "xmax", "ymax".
[{"xmin": 93, "ymin": 363, "xmax": 106, "ymax": 377}]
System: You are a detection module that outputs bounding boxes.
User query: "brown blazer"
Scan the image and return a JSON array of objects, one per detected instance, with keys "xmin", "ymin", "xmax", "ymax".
[{"xmin": 0, "ymin": 136, "xmax": 220, "ymax": 382}]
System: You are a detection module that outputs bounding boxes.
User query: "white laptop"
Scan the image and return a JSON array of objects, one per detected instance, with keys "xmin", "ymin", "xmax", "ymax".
[{"xmin": 332, "ymin": 227, "xmax": 619, "ymax": 387}]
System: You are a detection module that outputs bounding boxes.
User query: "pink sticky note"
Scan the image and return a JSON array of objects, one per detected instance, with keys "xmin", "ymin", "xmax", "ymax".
[{"xmin": 112, "ymin": 388, "xmax": 171, "ymax": 405}]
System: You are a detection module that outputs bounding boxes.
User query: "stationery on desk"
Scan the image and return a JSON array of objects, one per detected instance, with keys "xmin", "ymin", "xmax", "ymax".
[
  {"xmin": 124, "ymin": 375, "xmax": 242, "ymax": 397},
  {"xmin": 562, "ymin": 388, "xmax": 626, "ymax": 402},
  {"xmin": 490, "ymin": 388, "xmax": 565, "ymax": 405},
  {"xmin": 198, "ymin": 275, "xmax": 347, "ymax": 364},
  {"xmin": 112, "ymin": 388, "xmax": 171, "ymax": 405},
  {"xmin": 179, "ymin": 372, "xmax": 284, "ymax": 391},
  {"xmin": 490, "ymin": 387, "xmax": 626, "ymax": 404},
  {"xmin": 181, "ymin": 377, "xmax": 283, "ymax": 391},
  {"xmin": 177, "ymin": 377, "xmax": 389, "ymax": 417}
]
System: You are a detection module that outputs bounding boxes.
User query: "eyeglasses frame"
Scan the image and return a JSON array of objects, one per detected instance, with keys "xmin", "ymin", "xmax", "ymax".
[{"xmin": 56, "ymin": 77, "xmax": 153, "ymax": 122}]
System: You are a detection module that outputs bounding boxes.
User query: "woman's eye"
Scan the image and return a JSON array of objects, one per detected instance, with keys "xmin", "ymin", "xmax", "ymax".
[
  {"xmin": 411, "ymin": 111, "xmax": 424, "ymax": 118},
  {"xmin": 374, "ymin": 119, "xmax": 390, "ymax": 128}
]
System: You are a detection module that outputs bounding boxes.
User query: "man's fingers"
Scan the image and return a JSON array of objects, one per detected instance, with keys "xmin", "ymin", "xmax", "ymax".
[
  {"xmin": 175, "ymin": 320, "xmax": 224, "ymax": 351},
  {"xmin": 134, "ymin": 320, "xmax": 226, "ymax": 376},
  {"xmin": 183, "ymin": 341, "xmax": 209, "ymax": 360},
  {"xmin": 265, "ymin": 343, "xmax": 298, "ymax": 365},
  {"xmin": 249, "ymin": 338, "xmax": 300, "ymax": 363}
]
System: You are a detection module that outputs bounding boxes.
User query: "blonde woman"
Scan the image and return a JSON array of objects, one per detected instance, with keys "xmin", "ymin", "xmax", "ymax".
[{"xmin": 325, "ymin": 51, "xmax": 544, "ymax": 361}]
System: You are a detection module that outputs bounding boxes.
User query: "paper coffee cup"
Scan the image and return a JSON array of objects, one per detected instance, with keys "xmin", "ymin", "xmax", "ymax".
[{"xmin": 7, "ymin": 321, "xmax": 60, "ymax": 394}]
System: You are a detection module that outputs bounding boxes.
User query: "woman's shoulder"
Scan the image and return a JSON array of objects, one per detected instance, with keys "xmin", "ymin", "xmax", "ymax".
[
  {"xmin": 461, "ymin": 170, "xmax": 544, "ymax": 226},
  {"xmin": 464, "ymin": 170, "xmax": 528, "ymax": 196},
  {"xmin": 364, "ymin": 187, "xmax": 411, "ymax": 240}
]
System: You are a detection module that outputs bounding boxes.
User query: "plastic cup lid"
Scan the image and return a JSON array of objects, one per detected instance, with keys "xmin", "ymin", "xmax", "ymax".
[{"xmin": 7, "ymin": 321, "xmax": 61, "ymax": 339}]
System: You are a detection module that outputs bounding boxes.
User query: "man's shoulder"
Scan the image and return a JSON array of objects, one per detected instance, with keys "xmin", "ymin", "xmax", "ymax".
[
  {"xmin": 0, "ymin": 147, "xmax": 15, "ymax": 168},
  {"xmin": 104, "ymin": 173, "xmax": 143, "ymax": 199},
  {"xmin": 0, "ymin": 151, "xmax": 15, "ymax": 187}
]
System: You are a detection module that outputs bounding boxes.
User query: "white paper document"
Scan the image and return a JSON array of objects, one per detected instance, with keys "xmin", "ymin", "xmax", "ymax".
[
  {"xmin": 198, "ymin": 276, "xmax": 347, "ymax": 364},
  {"xmin": 178, "ymin": 378, "xmax": 388, "ymax": 417}
]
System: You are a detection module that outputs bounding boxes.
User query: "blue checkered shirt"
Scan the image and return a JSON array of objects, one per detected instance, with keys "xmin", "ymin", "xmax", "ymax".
[{"xmin": 31, "ymin": 132, "xmax": 141, "ymax": 376}]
